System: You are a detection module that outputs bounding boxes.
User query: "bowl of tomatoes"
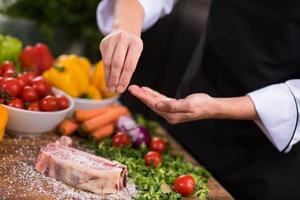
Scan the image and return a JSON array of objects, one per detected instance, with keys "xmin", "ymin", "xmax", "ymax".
[{"xmin": 0, "ymin": 61, "xmax": 74, "ymax": 136}]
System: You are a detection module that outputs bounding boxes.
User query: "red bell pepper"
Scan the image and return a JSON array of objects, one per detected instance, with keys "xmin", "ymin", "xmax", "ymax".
[{"xmin": 20, "ymin": 43, "xmax": 54, "ymax": 74}]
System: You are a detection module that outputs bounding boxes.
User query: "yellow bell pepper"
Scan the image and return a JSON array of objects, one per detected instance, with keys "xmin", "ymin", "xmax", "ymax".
[
  {"xmin": 0, "ymin": 105, "xmax": 8, "ymax": 141},
  {"xmin": 92, "ymin": 60, "xmax": 116, "ymax": 98},
  {"xmin": 43, "ymin": 55, "xmax": 92, "ymax": 97},
  {"xmin": 86, "ymin": 85, "xmax": 102, "ymax": 100},
  {"xmin": 43, "ymin": 65, "xmax": 80, "ymax": 97},
  {"xmin": 56, "ymin": 55, "xmax": 90, "ymax": 95},
  {"xmin": 78, "ymin": 57, "xmax": 91, "ymax": 76}
]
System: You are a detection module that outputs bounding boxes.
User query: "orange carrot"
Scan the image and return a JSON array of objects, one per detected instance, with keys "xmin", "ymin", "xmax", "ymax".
[
  {"xmin": 82, "ymin": 106, "xmax": 130, "ymax": 132},
  {"xmin": 91, "ymin": 123, "xmax": 115, "ymax": 140},
  {"xmin": 74, "ymin": 104, "xmax": 120, "ymax": 122},
  {"xmin": 59, "ymin": 119, "xmax": 79, "ymax": 136}
]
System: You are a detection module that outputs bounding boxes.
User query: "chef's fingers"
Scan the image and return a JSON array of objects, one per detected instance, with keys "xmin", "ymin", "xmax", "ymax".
[
  {"xmin": 117, "ymin": 39, "xmax": 143, "ymax": 93},
  {"xmin": 129, "ymin": 85, "xmax": 174, "ymax": 118},
  {"xmin": 128, "ymin": 85, "xmax": 160, "ymax": 107},
  {"xmin": 100, "ymin": 37, "xmax": 118, "ymax": 87},
  {"xmin": 141, "ymin": 86, "xmax": 169, "ymax": 100},
  {"xmin": 129, "ymin": 85, "xmax": 193, "ymax": 123},
  {"xmin": 108, "ymin": 36, "xmax": 130, "ymax": 92},
  {"xmin": 155, "ymin": 99, "xmax": 192, "ymax": 113}
]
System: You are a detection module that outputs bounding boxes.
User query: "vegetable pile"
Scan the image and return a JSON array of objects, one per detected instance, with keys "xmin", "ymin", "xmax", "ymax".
[
  {"xmin": 0, "ymin": 34, "xmax": 116, "ymax": 101},
  {"xmin": 0, "ymin": 60, "xmax": 69, "ymax": 111},
  {"xmin": 0, "ymin": 34, "xmax": 72, "ymax": 111},
  {"xmin": 76, "ymin": 115, "xmax": 211, "ymax": 200}
]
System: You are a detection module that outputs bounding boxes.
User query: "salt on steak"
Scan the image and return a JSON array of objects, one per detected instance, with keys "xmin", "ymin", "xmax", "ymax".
[{"xmin": 35, "ymin": 136, "xmax": 128, "ymax": 194}]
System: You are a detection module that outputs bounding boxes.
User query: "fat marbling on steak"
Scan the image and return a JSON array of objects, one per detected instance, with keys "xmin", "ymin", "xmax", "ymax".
[{"xmin": 35, "ymin": 136, "xmax": 128, "ymax": 194}]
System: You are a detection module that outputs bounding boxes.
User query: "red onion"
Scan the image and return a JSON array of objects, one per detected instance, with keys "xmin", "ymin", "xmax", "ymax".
[{"xmin": 128, "ymin": 126, "xmax": 151, "ymax": 148}]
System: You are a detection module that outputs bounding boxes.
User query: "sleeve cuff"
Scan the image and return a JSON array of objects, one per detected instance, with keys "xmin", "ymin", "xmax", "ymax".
[
  {"xmin": 97, "ymin": 0, "xmax": 115, "ymax": 35},
  {"xmin": 248, "ymin": 83, "xmax": 298, "ymax": 152},
  {"xmin": 138, "ymin": 0, "xmax": 175, "ymax": 31}
]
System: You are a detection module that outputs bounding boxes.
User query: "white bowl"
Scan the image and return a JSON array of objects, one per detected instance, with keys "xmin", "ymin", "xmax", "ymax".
[
  {"xmin": 73, "ymin": 95, "xmax": 120, "ymax": 110},
  {"xmin": 3, "ymin": 88, "xmax": 74, "ymax": 137}
]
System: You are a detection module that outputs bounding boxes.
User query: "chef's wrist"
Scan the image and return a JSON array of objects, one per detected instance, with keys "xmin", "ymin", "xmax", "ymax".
[
  {"xmin": 212, "ymin": 96, "xmax": 258, "ymax": 120},
  {"xmin": 112, "ymin": 25, "xmax": 142, "ymax": 38}
]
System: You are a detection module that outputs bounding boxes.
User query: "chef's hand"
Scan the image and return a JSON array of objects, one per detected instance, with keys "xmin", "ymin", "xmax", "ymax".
[
  {"xmin": 100, "ymin": 30, "xmax": 143, "ymax": 93},
  {"xmin": 128, "ymin": 85, "xmax": 258, "ymax": 124}
]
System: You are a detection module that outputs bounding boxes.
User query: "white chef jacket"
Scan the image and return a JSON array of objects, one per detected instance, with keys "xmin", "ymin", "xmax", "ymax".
[{"xmin": 96, "ymin": 0, "xmax": 300, "ymax": 153}]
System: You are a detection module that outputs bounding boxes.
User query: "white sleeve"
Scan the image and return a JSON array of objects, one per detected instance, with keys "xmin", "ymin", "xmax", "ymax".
[
  {"xmin": 248, "ymin": 80, "xmax": 300, "ymax": 153},
  {"xmin": 97, "ymin": 0, "xmax": 176, "ymax": 35}
]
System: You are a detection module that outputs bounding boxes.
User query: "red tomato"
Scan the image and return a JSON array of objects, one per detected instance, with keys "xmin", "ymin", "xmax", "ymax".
[
  {"xmin": 0, "ymin": 61, "xmax": 15, "ymax": 75},
  {"xmin": 0, "ymin": 78, "xmax": 22, "ymax": 97},
  {"xmin": 40, "ymin": 95, "xmax": 59, "ymax": 111},
  {"xmin": 0, "ymin": 77, "xmax": 4, "ymax": 85},
  {"xmin": 56, "ymin": 95, "xmax": 69, "ymax": 110},
  {"xmin": 0, "ymin": 98, "xmax": 5, "ymax": 104},
  {"xmin": 25, "ymin": 71, "xmax": 37, "ymax": 82},
  {"xmin": 112, "ymin": 132, "xmax": 131, "ymax": 147},
  {"xmin": 17, "ymin": 73, "xmax": 30, "ymax": 88},
  {"xmin": 7, "ymin": 98, "xmax": 24, "ymax": 109},
  {"xmin": 144, "ymin": 151, "xmax": 163, "ymax": 167},
  {"xmin": 27, "ymin": 101, "xmax": 41, "ymax": 111},
  {"xmin": 2, "ymin": 69, "xmax": 16, "ymax": 78},
  {"xmin": 31, "ymin": 76, "xmax": 51, "ymax": 97},
  {"xmin": 150, "ymin": 137, "xmax": 167, "ymax": 154},
  {"xmin": 21, "ymin": 86, "xmax": 38, "ymax": 102},
  {"xmin": 173, "ymin": 175, "xmax": 195, "ymax": 196}
]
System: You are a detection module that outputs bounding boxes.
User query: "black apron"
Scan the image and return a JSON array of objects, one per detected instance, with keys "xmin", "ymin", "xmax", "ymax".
[{"xmin": 167, "ymin": 0, "xmax": 300, "ymax": 199}]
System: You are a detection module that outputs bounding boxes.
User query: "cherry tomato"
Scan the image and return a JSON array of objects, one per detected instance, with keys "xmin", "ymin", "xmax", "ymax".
[
  {"xmin": 17, "ymin": 73, "xmax": 30, "ymax": 88},
  {"xmin": 0, "ymin": 78, "xmax": 22, "ymax": 97},
  {"xmin": 8, "ymin": 98, "xmax": 24, "ymax": 109},
  {"xmin": 112, "ymin": 132, "xmax": 131, "ymax": 147},
  {"xmin": 21, "ymin": 86, "xmax": 38, "ymax": 102},
  {"xmin": 27, "ymin": 101, "xmax": 41, "ymax": 111},
  {"xmin": 144, "ymin": 151, "xmax": 163, "ymax": 167},
  {"xmin": 40, "ymin": 95, "xmax": 59, "ymax": 111},
  {"xmin": 25, "ymin": 71, "xmax": 37, "ymax": 82},
  {"xmin": 31, "ymin": 76, "xmax": 51, "ymax": 97},
  {"xmin": 0, "ymin": 61, "xmax": 15, "ymax": 75},
  {"xmin": 150, "ymin": 137, "xmax": 167, "ymax": 154},
  {"xmin": 173, "ymin": 175, "xmax": 195, "ymax": 196},
  {"xmin": 55, "ymin": 95, "xmax": 69, "ymax": 110},
  {"xmin": 2, "ymin": 69, "xmax": 16, "ymax": 78}
]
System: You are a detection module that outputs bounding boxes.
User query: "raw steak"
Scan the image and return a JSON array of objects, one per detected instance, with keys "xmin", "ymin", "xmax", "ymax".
[{"xmin": 35, "ymin": 136, "xmax": 128, "ymax": 194}]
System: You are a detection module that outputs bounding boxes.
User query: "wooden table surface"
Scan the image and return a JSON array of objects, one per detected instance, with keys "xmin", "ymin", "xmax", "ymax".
[{"xmin": 0, "ymin": 131, "xmax": 234, "ymax": 200}]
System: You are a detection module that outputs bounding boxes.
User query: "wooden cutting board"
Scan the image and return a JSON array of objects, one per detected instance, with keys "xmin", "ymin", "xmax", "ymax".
[{"xmin": 0, "ymin": 131, "xmax": 234, "ymax": 200}]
